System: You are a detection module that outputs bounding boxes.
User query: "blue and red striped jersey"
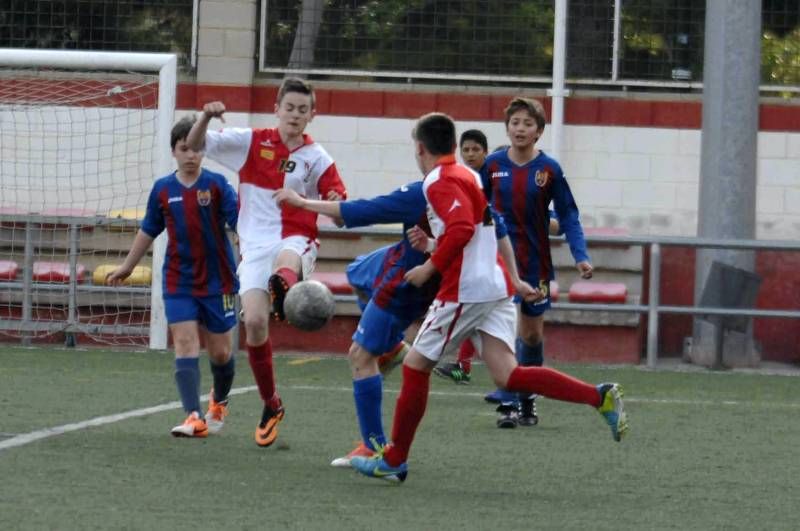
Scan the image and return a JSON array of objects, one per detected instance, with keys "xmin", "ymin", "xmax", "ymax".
[
  {"xmin": 340, "ymin": 181, "xmax": 437, "ymax": 316},
  {"xmin": 141, "ymin": 168, "xmax": 239, "ymax": 297},
  {"xmin": 481, "ymin": 149, "xmax": 589, "ymax": 283}
]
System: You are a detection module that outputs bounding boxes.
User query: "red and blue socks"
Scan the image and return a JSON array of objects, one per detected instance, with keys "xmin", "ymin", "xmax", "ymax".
[
  {"xmin": 457, "ymin": 341, "xmax": 474, "ymax": 373},
  {"xmin": 275, "ymin": 267, "xmax": 298, "ymax": 289},
  {"xmin": 506, "ymin": 366, "xmax": 601, "ymax": 407},
  {"xmin": 209, "ymin": 355, "xmax": 235, "ymax": 403},
  {"xmin": 353, "ymin": 374, "xmax": 385, "ymax": 450},
  {"xmin": 385, "ymin": 365, "xmax": 430, "ymax": 467},
  {"xmin": 247, "ymin": 339, "xmax": 280, "ymax": 407},
  {"xmin": 174, "ymin": 357, "xmax": 202, "ymax": 415}
]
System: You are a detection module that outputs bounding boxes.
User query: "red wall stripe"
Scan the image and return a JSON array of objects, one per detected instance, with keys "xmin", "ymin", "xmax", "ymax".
[{"xmin": 175, "ymin": 83, "xmax": 798, "ymax": 131}]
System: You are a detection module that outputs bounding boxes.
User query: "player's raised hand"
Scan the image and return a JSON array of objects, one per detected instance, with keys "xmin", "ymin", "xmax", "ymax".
[
  {"xmin": 202, "ymin": 101, "xmax": 226, "ymax": 123},
  {"xmin": 325, "ymin": 190, "xmax": 342, "ymax": 201},
  {"xmin": 273, "ymin": 188, "xmax": 305, "ymax": 208},
  {"xmin": 577, "ymin": 261, "xmax": 593, "ymax": 279},
  {"xmin": 404, "ymin": 260, "xmax": 436, "ymax": 287},
  {"xmin": 406, "ymin": 225, "xmax": 433, "ymax": 253},
  {"xmin": 105, "ymin": 266, "xmax": 132, "ymax": 286}
]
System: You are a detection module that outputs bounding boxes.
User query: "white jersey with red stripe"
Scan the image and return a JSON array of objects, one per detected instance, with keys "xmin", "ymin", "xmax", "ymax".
[
  {"xmin": 422, "ymin": 155, "xmax": 512, "ymax": 303},
  {"xmin": 204, "ymin": 127, "xmax": 346, "ymax": 256}
]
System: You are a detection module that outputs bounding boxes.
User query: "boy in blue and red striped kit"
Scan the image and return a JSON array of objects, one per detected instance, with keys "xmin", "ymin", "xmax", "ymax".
[
  {"xmin": 480, "ymin": 97, "xmax": 593, "ymax": 427},
  {"xmin": 108, "ymin": 116, "xmax": 239, "ymax": 438}
]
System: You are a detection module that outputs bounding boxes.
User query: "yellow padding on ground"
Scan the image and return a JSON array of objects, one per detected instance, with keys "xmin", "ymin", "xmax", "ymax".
[{"xmin": 93, "ymin": 264, "xmax": 152, "ymax": 286}]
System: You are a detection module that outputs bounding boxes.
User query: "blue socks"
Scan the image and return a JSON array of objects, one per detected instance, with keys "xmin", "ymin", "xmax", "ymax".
[
  {"xmin": 516, "ymin": 339, "xmax": 543, "ymax": 402},
  {"xmin": 353, "ymin": 374, "xmax": 386, "ymax": 450},
  {"xmin": 516, "ymin": 339, "xmax": 544, "ymax": 366},
  {"xmin": 210, "ymin": 356, "xmax": 235, "ymax": 403},
  {"xmin": 175, "ymin": 357, "xmax": 202, "ymax": 415}
]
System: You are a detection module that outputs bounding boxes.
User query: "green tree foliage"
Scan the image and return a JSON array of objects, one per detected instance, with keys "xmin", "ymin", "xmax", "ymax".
[
  {"xmin": 762, "ymin": 27, "xmax": 800, "ymax": 90},
  {"xmin": 265, "ymin": 0, "xmax": 554, "ymax": 77},
  {"xmin": 0, "ymin": 1, "xmax": 193, "ymax": 65}
]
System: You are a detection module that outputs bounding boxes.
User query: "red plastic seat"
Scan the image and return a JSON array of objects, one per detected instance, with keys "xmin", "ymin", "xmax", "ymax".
[
  {"xmin": 568, "ymin": 281, "xmax": 627, "ymax": 304},
  {"xmin": 309, "ymin": 271, "xmax": 353, "ymax": 295},
  {"xmin": 0, "ymin": 260, "xmax": 19, "ymax": 281},
  {"xmin": 32, "ymin": 261, "xmax": 87, "ymax": 283}
]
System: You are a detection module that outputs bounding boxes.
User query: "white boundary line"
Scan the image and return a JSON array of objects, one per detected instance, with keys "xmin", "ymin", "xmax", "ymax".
[{"xmin": 2, "ymin": 383, "xmax": 799, "ymax": 452}]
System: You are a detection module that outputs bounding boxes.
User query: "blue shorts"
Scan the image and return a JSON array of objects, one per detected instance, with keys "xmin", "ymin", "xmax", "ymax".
[
  {"xmin": 164, "ymin": 293, "xmax": 237, "ymax": 333},
  {"xmin": 515, "ymin": 280, "xmax": 552, "ymax": 317},
  {"xmin": 353, "ymin": 299, "xmax": 415, "ymax": 356}
]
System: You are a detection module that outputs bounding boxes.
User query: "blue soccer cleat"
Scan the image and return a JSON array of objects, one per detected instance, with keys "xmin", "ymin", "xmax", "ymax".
[
  {"xmin": 350, "ymin": 454, "xmax": 408, "ymax": 483},
  {"xmin": 484, "ymin": 388, "xmax": 519, "ymax": 405},
  {"xmin": 596, "ymin": 383, "xmax": 628, "ymax": 442}
]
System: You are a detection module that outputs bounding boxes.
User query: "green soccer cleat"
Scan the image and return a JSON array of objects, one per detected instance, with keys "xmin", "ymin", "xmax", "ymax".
[
  {"xmin": 433, "ymin": 362, "xmax": 471, "ymax": 384},
  {"xmin": 596, "ymin": 383, "xmax": 628, "ymax": 442}
]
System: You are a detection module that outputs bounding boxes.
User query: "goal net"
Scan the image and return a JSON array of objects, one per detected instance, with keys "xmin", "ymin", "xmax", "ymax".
[{"xmin": 0, "ymin": 50, "xmax": 175, "ymax": 349}]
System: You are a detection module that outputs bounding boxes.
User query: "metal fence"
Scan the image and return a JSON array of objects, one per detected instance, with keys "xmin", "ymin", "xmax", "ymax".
[
  {"xmin": 3, "ymin": 215, "xmax": 798, "ymax": 367},
  {"xmin": 0, "ymin": 0, "xmax": 195, "ymax": 65},
  {"xmin": 2, "ymin": 1, "xmax": 797, "ymax": 92},
  {"xmin": 260, "ymin": 0, "xmax": 799, "ymax": 92}
]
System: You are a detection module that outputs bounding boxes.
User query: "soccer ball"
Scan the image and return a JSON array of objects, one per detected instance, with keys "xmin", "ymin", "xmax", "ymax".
[{"xmin": 284, "ymin": 280, "xmax": 336, "ymax": 331}]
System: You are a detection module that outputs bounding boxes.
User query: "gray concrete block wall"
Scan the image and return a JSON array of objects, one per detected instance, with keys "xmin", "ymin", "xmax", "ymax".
[{"xmin": 197, "ymin": 0, "xmax": 258, "ymax": 85}]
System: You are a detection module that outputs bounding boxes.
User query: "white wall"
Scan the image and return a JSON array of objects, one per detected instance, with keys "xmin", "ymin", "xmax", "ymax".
[{"xmin": 183, "ymin": 110, "xmax": 800, "ymax": 240}]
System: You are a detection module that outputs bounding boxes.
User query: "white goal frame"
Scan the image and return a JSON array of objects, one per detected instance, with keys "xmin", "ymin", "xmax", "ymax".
[{"xmin": 0, "ymin": 49, "xmax": 176, "ymax": 350}]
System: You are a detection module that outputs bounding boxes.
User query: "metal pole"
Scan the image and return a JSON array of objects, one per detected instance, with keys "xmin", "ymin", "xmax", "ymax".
[
  {"xmin": 611, "ymin": 0, "xmax": 621, "ymax": 81},
  {"xmin": 66, "ymin": 224, "xmax": 79, "ymax": 347},
  {"xmin": 693, "ymin": 0, "xmax": 761, "ymax": 366},
  {"xmin": 21, "ymin": 221, "xmax": 34, "ymax": 346},
  {"xmin": 646, "ymin": 243, "xmax": 661, "ymax": 368},
  {"xmin": 711, "ymin": 321, "xmax": 726, "ymax": 370},
  {"xmin": 549, "ymin": 0, "xmax": 569, "ymax": 161}
]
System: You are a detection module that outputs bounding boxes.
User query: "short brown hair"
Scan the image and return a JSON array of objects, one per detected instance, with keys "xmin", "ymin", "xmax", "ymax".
[
  {"xmin": 413, "ymin": 113, "xmax": 456, "ymax": 156},
  {"xmin": 277, "ymin": 77, "xmax": 315, "ymax": 108},
  {"xmin": 504, "ymin": 97, "xmax": 546, "ymax": 131},
  {"xmin": 171, "ymin": 115, "xmax": 197, "ymax": 149}
]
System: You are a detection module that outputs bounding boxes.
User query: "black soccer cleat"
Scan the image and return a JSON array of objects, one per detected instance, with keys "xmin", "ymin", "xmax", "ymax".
[
  {"xmin": 518, "ymin": 396, "xmax": 539, "ymax": 427},
  {"xmin": 496, "ymin": 402, "xmax": 519, "ymax": 429},
  {"xmin": 268, "ymin": 273, "xmax": 290, "ymax": 321}
]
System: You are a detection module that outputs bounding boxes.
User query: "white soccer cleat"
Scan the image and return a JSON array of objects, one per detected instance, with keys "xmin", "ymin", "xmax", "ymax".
[{"xmin": 330, "ymin": 442, "xmax": 375, "ymax": 468}]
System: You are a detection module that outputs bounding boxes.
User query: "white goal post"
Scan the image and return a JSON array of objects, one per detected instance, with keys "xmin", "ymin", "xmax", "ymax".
[{"xmin": 0, "ymin": 49, "xmax": 176, "ymax": 350}]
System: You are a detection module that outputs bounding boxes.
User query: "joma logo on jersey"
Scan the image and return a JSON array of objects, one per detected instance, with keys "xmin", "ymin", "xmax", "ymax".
[
  {"xmin": 491, "ymin": 171, "xmax": 510, "ymax": 179},
  {"xmin": 197, "ymin": 190, "xmax": 211, "ymax": 206}
]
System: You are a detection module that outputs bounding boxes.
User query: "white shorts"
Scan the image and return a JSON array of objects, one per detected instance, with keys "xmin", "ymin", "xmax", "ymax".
[
  {"xmin": 238, "ymin": 236, "xmax": 318, "ymax": 294},
  {"xmin": 413, "ymin": 297, "xmax": 517, "ymax": 363}
]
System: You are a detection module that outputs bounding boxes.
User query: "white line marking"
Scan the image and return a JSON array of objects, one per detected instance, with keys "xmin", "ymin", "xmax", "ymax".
[
  {"xmin": 0, "ymin": 385, "xmax": 256, "ymax": 452},
  {"xmin": 2, "ymin": 383, "xmax": 799, "ymax": 452}
]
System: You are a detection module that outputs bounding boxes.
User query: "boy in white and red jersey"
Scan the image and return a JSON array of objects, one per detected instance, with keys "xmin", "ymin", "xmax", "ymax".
[
  {"xmin": 350, "ymin": 113, "xmax": 628, "ymax": 483},
  {"xmin": 187, "ymin": 78, "xmax": 346, "ymax": 448}
]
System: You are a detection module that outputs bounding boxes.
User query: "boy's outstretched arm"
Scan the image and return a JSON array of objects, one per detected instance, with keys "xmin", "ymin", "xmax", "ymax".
[{"xmin": 273, "ymin": 188, "xmax": 343, "ymax": 223}]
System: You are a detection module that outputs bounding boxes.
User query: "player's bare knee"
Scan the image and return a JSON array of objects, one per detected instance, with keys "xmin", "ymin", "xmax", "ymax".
[
  {"xmin": 243, "ymin": 312, "xmax": 269, "ymax": 335},
  {"xmin": 208, "ymin": 345, "xmax": 232, "ymax": 364},
  {"xmin": 348, "ymin": 343, "xmax": 374, "ymax": 371},
  {"xmin": 519, "ymin": 329, "xmax": 544, "ymax": 345},
  {"xmin": 173, "ymin": 335, "xmax": 198, "ymax": 355}
]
